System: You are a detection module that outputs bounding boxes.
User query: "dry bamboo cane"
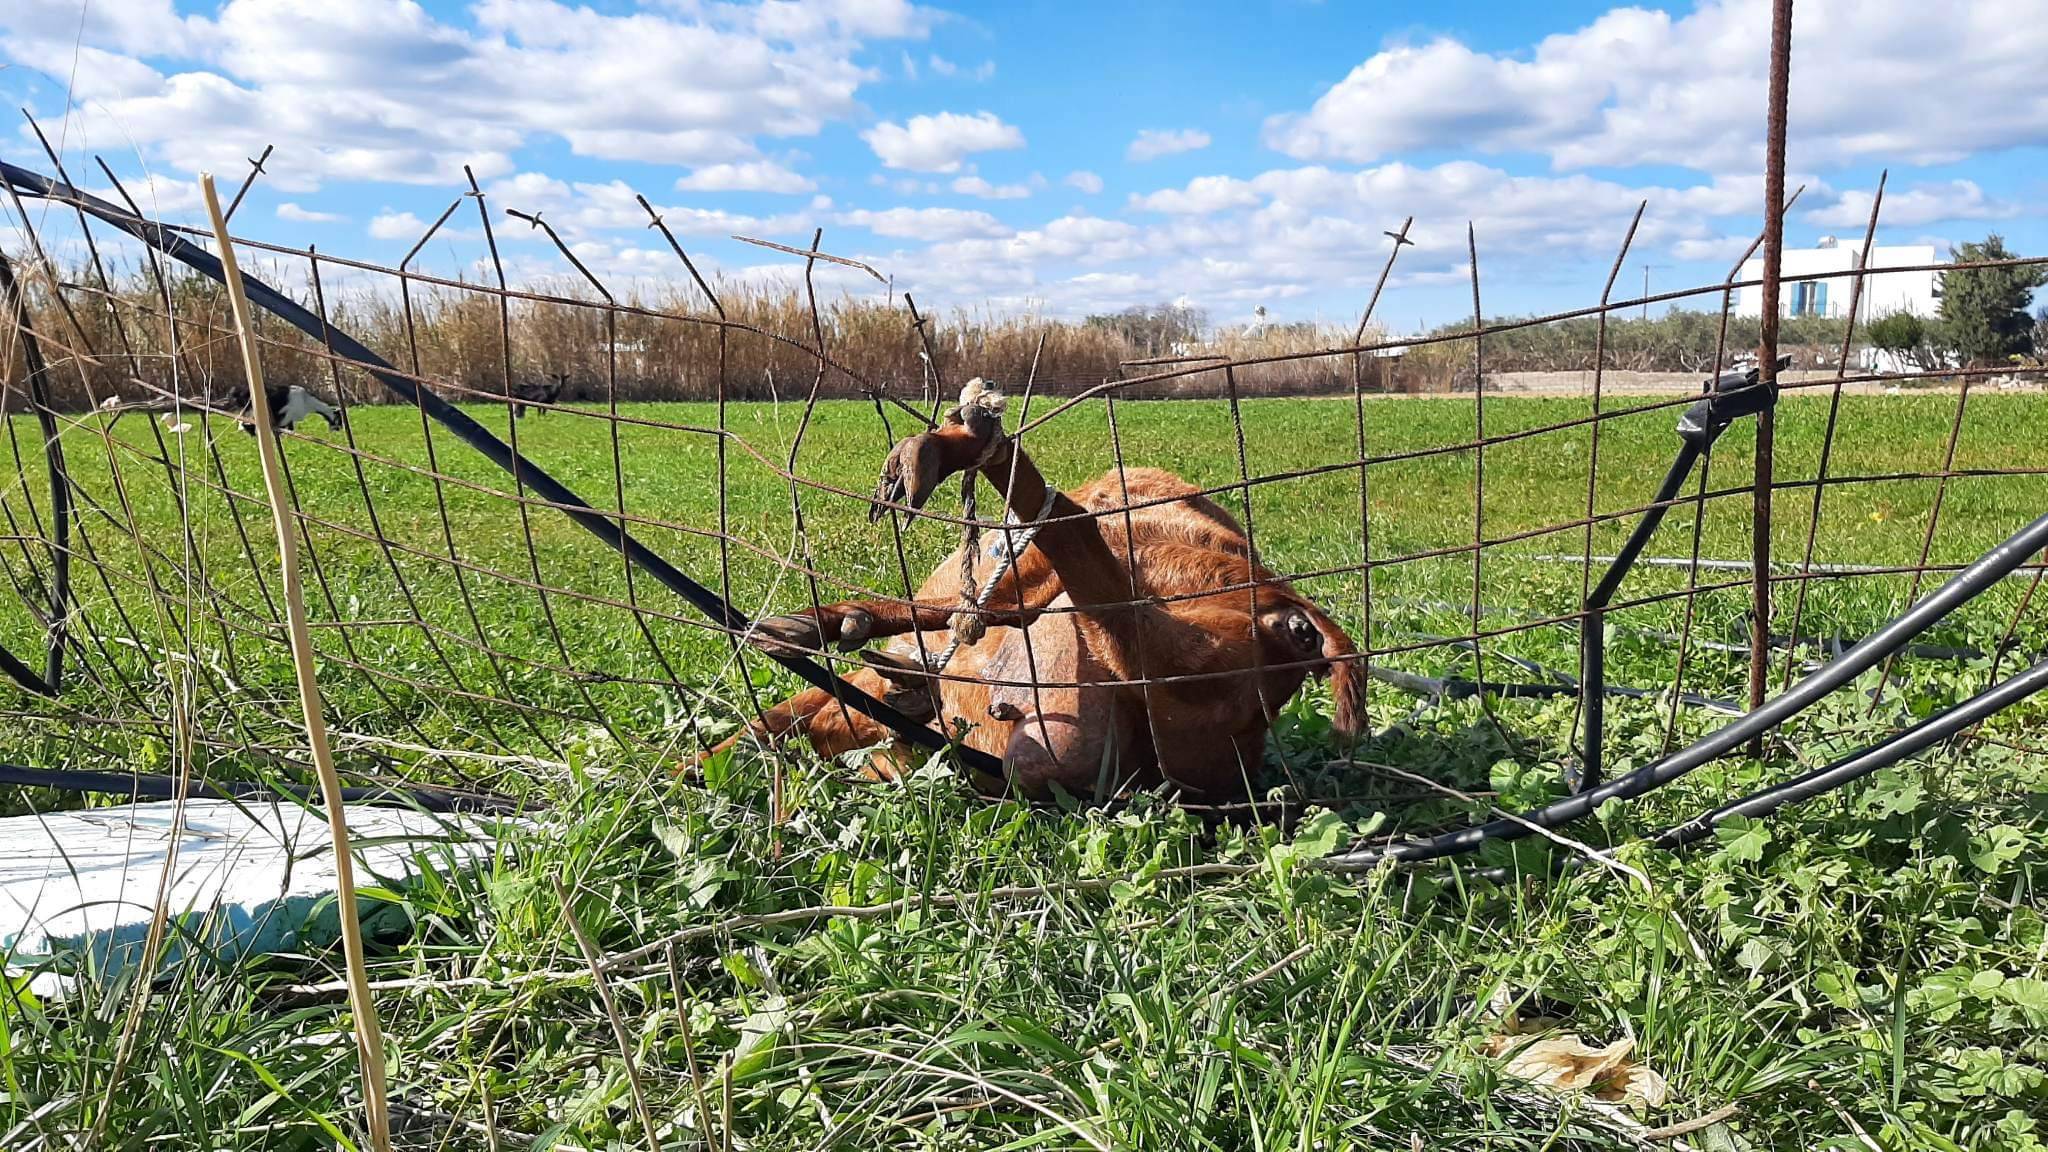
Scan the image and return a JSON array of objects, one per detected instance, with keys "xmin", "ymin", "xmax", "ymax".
[{"xmin": 200, "ymin": 172, "xmax": 393, "ymax": 1152}]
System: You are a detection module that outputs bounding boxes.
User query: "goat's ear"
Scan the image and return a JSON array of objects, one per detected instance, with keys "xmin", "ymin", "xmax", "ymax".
[{"xmin": 1303, "ymin": 605, "xmax": 1367, "ymax": 737}]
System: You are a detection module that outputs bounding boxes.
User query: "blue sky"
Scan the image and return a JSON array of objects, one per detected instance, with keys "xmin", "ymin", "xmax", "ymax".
[{"xmin": 4, "ymin": 0, "xmax": 2045, "ymax": 332}]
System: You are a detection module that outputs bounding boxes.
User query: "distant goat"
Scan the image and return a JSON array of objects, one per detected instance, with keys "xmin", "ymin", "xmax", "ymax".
[
  {"xmin": 510, "ymin": 372, "xmax": 570, "ymax": 419},
  {"xmin": 707, "ymin": 379, "xmax": 1367, "ymax": 799},
  {"xmin": 240, "ymin": 383, "xmax": 343, "ymax": 435},
  {"xmin": 97, "ymin": 383, "xmax": 343, "ymax": 435}
]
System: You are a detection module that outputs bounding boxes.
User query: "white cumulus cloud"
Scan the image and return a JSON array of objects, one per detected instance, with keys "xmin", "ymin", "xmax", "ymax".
[
  {"xmin": 840, "ymin": 206, "xmax": 1013, "ymax": 240},
  {"xmin": 863, "ymin": 111, "xmax": 1025, "ymax": 172},
  {"xmin": 676, "ymin": 161, "xmax": 816, "ymax": 194},
  {"xmin": 368, "ymin": 210, "xmax": 425, "ymax": 240},
  {"xmin": 1127, "ymin": 128, "xmax": 1211, "ymax": 162},
  {"xmin": 1806, "ymin": 180, "xmax": 2018, "ymax": 230},
  {"xmin": 277, "ymin": 202, "xmax": 345, "ymax": 223},
  {"xmin": 1263, "ymin": 0, "xmax": 2048, "ymax": 174},
  {"xmin": 952, "ymin": 174, "xmax": 1035, "ymax": 199},
  {"xmin": 1, "ymin": 0, "xmax": 930, "ymax": 191}
]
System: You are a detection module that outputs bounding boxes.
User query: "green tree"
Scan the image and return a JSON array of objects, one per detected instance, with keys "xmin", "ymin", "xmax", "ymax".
[
  {"xmin": 1865, "ymin": 309, "xmax": 1944, "ymax": 371},
  {"xmin": 1867, "ymin": 309, "xmax": 1924, "ymax": 351},
  {"xmin": 1938, "ymin": 234, "xmax": 2046, "ymax": 364}
]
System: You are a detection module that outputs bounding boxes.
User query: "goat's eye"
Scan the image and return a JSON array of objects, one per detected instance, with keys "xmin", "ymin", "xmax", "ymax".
[{"xmin": 1284, "ymin": 612, "xmax": 1319, "ymax": 653}]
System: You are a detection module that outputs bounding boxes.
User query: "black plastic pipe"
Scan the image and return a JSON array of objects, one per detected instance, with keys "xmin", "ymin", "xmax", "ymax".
[
  {"xmin": 0, "ymin": 162, "xmax": 1004, "ymax": 775},
  {"xmin": 1573, "ymin": 363, "xmax": 1782, "ymax": 793},
  {"xmin": 1321, "ymin": 506, "xmax": 2048, "ymax": 871},
  {"xmin": 1464, "ymin": 655, "xmax": 2048, "ymax": 886},
  {"xmin": 0, "ymin": 252, "xmax": 70, "ymax": 692},
  {"xmin": 1576, "ymin": 438, "xmax": 1702, "ymax": 790},
  {"xmin": 1650, "ymin": 656, "xmax": 2048, "ymax": 849}
]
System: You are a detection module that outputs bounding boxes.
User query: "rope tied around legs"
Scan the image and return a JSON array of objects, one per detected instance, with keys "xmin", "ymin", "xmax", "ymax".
[{"xmin": 931, "ymin": 377, "xmax": 1050, "ymax": 672}]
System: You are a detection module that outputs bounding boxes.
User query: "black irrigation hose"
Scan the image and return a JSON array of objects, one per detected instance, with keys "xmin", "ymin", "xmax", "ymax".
[
  {"xmin": 0, "ymin": 634, "xmax": 53, "ymax": 698},
  {"xmin": 0, "ymin": 162, "xmax": 1005, "ymax": 777},
  {"xmin": 1321, "ymin": 507, "xmax": 2048, "ymax": 871},
  {"xmin": 1463, "ymin": 655, "xmax": 2048, "ymax": 888},
  {"xmin": 1650, "ymin": 655, "xmax": 2048, "ymax": 850},
  {"xmin": 0, "ymin": 253, "xmax": 68, "ymax": 696},
  {"xmin": 0, "ymin": 762, "xmax": 529, "ymax": 814}
]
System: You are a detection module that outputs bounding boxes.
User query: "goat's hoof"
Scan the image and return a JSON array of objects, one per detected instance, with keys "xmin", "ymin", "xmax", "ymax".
[
  {"xmin": 750, "ymin": 608, "xmax": 873, "ymax": 655},
  {"xmin": 858, "ymin": 647, "xmax": 929, "ymax": 684},
  {"xmin": 750, "ymin": 613, "xmax": 822, "ymax": 654},
  {"xmin": 988, "ymin": 701, "xmax": 1024, "ymax": 722},
  {"xmin": 833, "ymin": 608, "xmax": 874, "ymax": 649}
]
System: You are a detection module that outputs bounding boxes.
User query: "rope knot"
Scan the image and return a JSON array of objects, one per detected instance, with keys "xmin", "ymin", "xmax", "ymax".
[{"xmin": 955, "ymin": 376, "xmax": 1007, "ymax": 420}]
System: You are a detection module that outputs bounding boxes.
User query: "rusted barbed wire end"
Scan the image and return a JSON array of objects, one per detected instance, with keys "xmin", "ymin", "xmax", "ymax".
[
  {"xmin": 731, "ymin": 233, "xmax": 886, "ymax": 284},
  {"xmin": 508, "ymin": 206, "xmax": 617, "ymax": 305},
  {"xmin": 223, "ymin": 142, "xmax": 274, "ymax": 222},
  {"xmin": 400, "ymin": 197, "xmax": 464, "ymax": 272},
  {"xmin": 638, "ymin": 189, "xmax": 725, "ymax": 318}
]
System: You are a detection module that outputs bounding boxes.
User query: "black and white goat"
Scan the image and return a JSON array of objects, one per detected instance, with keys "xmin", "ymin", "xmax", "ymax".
[
  {"xmin": 238, "ymin": 383, "xmax": 344, "ymax": 436},
  {"xmin": 97, "ymin": 383, "xmax": 344, "ymax": 436}
]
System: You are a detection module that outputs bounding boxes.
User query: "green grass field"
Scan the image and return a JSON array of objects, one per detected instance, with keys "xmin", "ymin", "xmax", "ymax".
[{"xmin": 4, "ymin": 392, "xmax": 2047, "ymax": 1150}]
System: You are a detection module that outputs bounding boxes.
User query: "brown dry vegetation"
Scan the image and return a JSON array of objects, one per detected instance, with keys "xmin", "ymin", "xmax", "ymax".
[
  {"xmin": 8, "ymin": 270, "xmax": 1400, "ymax": 412},
  {"xmin": 9, "ymin": 261, "xmax": 1881, "ymax": 416}
]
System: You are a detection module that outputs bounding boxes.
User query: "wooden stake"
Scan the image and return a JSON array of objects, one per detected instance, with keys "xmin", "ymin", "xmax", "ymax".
[{"xmin": 200, "ymin": 172, "xmax": 392, "ymax": 1152}]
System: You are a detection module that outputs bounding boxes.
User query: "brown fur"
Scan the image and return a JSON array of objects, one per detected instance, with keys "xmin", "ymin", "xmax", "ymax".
[{"xmin": 703, "ymin": 410, "xmax": 1366, "ymax": 799}]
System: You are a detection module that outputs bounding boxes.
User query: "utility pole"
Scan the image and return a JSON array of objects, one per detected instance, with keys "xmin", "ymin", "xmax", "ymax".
[{"xmin": 1641, "ymin": 264, "xmax": 1669, "ymax": 320}]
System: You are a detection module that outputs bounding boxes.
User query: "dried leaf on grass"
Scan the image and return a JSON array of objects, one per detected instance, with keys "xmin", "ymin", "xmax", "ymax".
[
  {"xmin": 1595, "ymin": 1061, "xmax": 1670, "ymax": 1111},
  {"xmin": 1485, "ymin": 1030, "xmax": 1670, "ymax": 1114}
]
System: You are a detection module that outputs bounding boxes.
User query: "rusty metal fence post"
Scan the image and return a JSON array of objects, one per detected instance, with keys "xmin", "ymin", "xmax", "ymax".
[{"xmin": 1749, "ymin": 0, "xmax": 1796, "ymax": 749}]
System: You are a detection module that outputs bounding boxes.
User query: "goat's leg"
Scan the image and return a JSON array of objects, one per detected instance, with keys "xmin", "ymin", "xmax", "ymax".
[
  {"xmin": 691, "ymin": 665, "xmax": 933, "ymax": 769},
  {"xmin": 875, "ymin": 414, "xmax": 1143, "ymax": 644},
  {"xmin": 750, "ymin": 544, "xmax": 1060, "ymax": 654}
]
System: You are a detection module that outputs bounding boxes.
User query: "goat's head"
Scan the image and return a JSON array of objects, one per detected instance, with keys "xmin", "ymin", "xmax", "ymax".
[
  {"xmin": 1157, "ymin": 551, "xmax": 1367, "ymax": 743},
  {"xmin": 1249, "ymin": 595, "xmax": 1365, "ymax": 738}
]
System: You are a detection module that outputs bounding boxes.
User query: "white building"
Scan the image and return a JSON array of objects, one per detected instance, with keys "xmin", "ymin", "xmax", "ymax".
[{"xmin": 1736, "ymin": 237, "xmax": 1941, "ymax": 321}]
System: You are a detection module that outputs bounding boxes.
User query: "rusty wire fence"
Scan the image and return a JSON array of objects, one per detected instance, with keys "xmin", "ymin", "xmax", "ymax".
[{"xmin": 0, "ymin": 64, "xmax": 2046, "ymax": 845}]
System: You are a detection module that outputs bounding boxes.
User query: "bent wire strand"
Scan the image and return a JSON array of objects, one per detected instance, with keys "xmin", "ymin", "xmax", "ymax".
[
  {"xmin": 0, "ymin": 160, "xmax": 1007, "ymax": 776},
  {"xmin": 1321, "ymin": 506, "xmax": 2048, "ymax": 872}
]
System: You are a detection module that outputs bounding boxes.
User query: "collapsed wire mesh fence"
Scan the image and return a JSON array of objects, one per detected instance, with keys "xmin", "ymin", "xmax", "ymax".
[{"xmin": 0, "ymin": 111, "xmax": 2045, "ymax": 863}]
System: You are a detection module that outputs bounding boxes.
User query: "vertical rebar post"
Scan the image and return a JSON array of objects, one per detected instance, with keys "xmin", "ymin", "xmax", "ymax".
[
  {"xmin": 1566, "ymin": 202, "xmax": 1646, "ymax": 791},
  {"xmin": 1749, "ymin": 0, "xmax": 1796, "ymax": 748},
  {"xmin": 1348, "ymin": 217, "xmax": 1412, "ymax": 744}
]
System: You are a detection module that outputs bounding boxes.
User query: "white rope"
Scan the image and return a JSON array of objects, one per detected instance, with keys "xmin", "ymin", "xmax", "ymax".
[
  {"xmin": 926, "ymin": 484, "xmax": 1057, "ymax": 672},
  {"xmin": 921, "ymin": 378, "xmax": 1052, "ymax": 673}
]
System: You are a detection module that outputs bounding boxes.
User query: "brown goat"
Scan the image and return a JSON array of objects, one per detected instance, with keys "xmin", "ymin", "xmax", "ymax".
[{"xmin": 709, "ymin": 384, "xmax": 1366, "ymax": 799}]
